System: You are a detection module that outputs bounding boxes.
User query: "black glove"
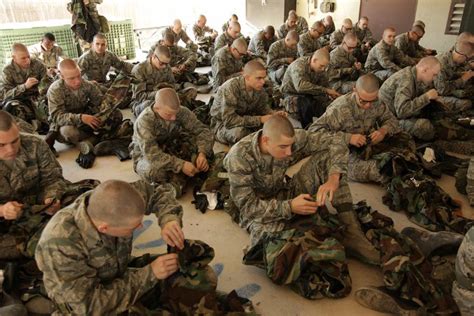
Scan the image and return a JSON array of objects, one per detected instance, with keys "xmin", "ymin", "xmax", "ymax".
[
  {"xmin": 75, "ymin": 152, "xmax": 96, "ymax": 169},
  {"xmin": 192, "ymin": 187, "xmax": 208, "ymax": 213}
]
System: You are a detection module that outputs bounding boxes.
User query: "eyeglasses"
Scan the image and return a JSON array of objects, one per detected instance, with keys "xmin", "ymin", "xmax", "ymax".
[
  {"xmin": 454, "ymin": 48, "xmax": 469, "ymax": 61},
  {"xmin": 343, "ymin": 26, "xmax": 353, "ymax": 31},
  {"xmin": 343, "ymin": 41, "xmax": 357, "ymax": 50},
  {"xmin": 153, "ymin": 54, "xmax": 169, "ymax": 66},
  {"xmin": 356, "ymin": 92, "xmax": 378, "ymax": 105},
  {"xmin": 233, "ymin": 48, "xmax": 247, "ymax": 57}
]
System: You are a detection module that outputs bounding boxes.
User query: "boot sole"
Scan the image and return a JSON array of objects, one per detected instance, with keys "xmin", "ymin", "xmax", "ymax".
[{"xmin": 355, "ymin": 287, "xmax": 421, "ymax": 316}]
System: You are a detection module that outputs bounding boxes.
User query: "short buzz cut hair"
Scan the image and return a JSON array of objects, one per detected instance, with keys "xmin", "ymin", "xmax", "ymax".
[
  {"xmin": 356, "ymin": 73, "xmax": 380, "ymax": 94},
  {"xmin": 286, "ymin": 30, "xmax": 300, "ymax": 42},
  {"xmin": 262, "ymin": 115, "xmax": 295, "ymax": 140},
  {"xmin": 88, "ymin": 180, "xmax": 146, "ymax": 226},
  {"xmin": 154, "ymin": 44, "xmax": 171, "ymax": 59},
  {"xmin": 93, "ymin": 33, "xmax": 107, "ymax": 42},
  {"xmin": 0, "ymin": 110, "xmax": 17, "ymax": 132}
]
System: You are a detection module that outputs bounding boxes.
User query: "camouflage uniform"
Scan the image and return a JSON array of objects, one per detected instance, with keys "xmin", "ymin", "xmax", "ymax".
[
  {"xmin": 35, "ymin": 181, "xmax": 183, "ymax": 315},
  {"xmin": 214, "ymin": 32, "xmax": 236, "ymax": 52},
  {"xmin": 365, "ymin": 41, "xmax": 410, "ymax": 82},
  {"xmin": 434, "ymin": 51, "xmax": 473, "ymax": 111},
  {"xmin": 319, "ymin": 19, "xmax": 335, "ymax": 46},
  {"xmin": 47, "ymin": 78, "xmax": 122, "ymax": 144},
  {"xmin": 131, "ymin": 105, "xmax": 213, "ymax": 196},
  {"xmin": 267, "ymin": 39, "xmax": 298, "ymax": 85},
  {"xmin": 276, "ymin": 23, "xmax": 295, "ymax": 39},
  {"xmin": 167, "ymin": 44, "xmax": 197, "ymax": 73},
  {"xmin": 224, "ymin": 129, "xmax": 353, "ymax": 299},
  {"xmin": 452, "ymin": 226, "xmax": 474, "ymax": 315},
  {"xmin": 0, "ymin": 59, "xmax": 48, "ymax": 125},
  {"xmin": 248, "ymin": 31, "xmax": 277, "ymax": 59},
  {"xmin": 77, "ymin": 49, "xmax": 133, "ymax": 85},
  {"xmin": 328, "ymin": 45, "xmax": 364, "ymax": 93},
  {"xmin": 211, "ymin": 47, "xmax": 243, "ymax": 92},
  {"xmin": 130, "ymin": 58, "xmax": 175, "ymax": 116},
  {"xmin": 296, "ymin": 16, "xmax": 309, "ymax": 34},
  {"xmin": 297, "ymin": 31, "xmax": 321, "ymax": 57},
  {"xmin": 308, "ymin": 93, "xmax": 401, "ymax": 183},
  {"xmin": 353, "ymin": 24, "xmax": 375, "ymax": 46},
  {"xmin": 210, "ymin": 76, "xmax": 272, "ymax": 144},
  {"xmin": 193, "ymin": 24, "xmax": 216, "ymax": 43},
  {"xmin": 162, "ymin": 26, "xmax": 192, "ymax": 46},
  {"xmin": 28, "ymin": 43, "xmax": 65, "ymax": 69},
  {"xmin": 395, "ymin": 33, "xmax": 424, "ymax": 62},
  {"xmin": 379, "ymin": 66, "xmax": 434, "ymax": 140},
  {"xmin": 280, "ymin": 56, "xmax": 331, "ymax": 127},
  {"xmin": 0, "ymin": 133, "xmax": 66, "ymax": 259},
  {"xmin": 329, "ymin": 29, "xmax": 344, "ymax": 51}
]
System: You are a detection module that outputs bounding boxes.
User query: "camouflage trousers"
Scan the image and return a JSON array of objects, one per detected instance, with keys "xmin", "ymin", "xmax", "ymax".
[
  {"xmin": 268, "ymin": 66, "xmax": 288, "ymax": 85},
  {"xmin": 354, "ymin": 201, "xmax": 459, "ymax": 314},
  {"xmin": 212, "ymin": 121, "xmax": 258, "ymax": 145},
  {"xmin": 126, "ymin": 240, "xmax": 255, "ymax": 315},
  {"xmin": 329, "ymin": 80, "xmax": 356, "ymax": 94},
  {"xmin": 371, "ymin": 69, "xmax": 396, "ymax": 83},
  {"xmin": 383, "ymin": 171, "xmax": 474, "ymax": 234},
  {"xmin": 452, "ymin": 226, "xmax": 474, "ymax": 316},
  {"xmin": 349, "ymin": 132, "xmax": 416, "ymax": 183},
  {"xmin": 243, "ymin": 211, "xmax": 352, "ymax": 300},
  {"xmin": 399, "ymin": 118, "xmax": 435, "ymax": 141},
  {"xmin": 56, "ymin": 109, "xmax": 123, "ymax": 145},
  {"xmin": 0, "ymin": 179, "xmax": 100, "ymax": 260},
  {"xmin": 282, "ymin": 94, "xmax": 331, "ymax": 128}
]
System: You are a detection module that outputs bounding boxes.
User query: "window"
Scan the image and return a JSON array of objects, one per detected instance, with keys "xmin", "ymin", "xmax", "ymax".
[{"xmin": 445, "ymin": 0, "xmax": 466, "ymax": 35}]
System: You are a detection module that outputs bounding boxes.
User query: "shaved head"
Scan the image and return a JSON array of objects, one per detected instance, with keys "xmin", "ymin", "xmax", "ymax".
[
  {"xmin": 173, "ymin": 19, "xmax": 182, "ymax": 27},
  {"xmin": 154, "ymin": 87, "xmax": 180, "ymax": 110},
  {"xmin": 154, "ymin": 45, "xmax": 171, "ymax": 59},
  {"xmin": 0, "ymin": 110, "xmax": 16, "ymax": 132},
  {"xmin": 324, "ymin": 15, "xmax": 333, "ymax": 23},
  {"xmin": 342, "ymin": 18, "xmax": 353, "ymax": 28},
  {"xmin": 59, "ymin": 58, "xmax": 79, "ymax": 72},
  {"xmin": 229, "ymin": 21, "xmax": 241, "ymax": 31},
  {"xmin": 264, "ymin": 25, "xmax": 275, "ymax": 37},
  {"xmin": 343, "ymin": 32, "xmax": 357, "ymax": 43},
  {"xmin": 11, "ymin": 43, "xmax": 28, "ymax": 55},
  {"xmin": 417, "ymin": 56, "xmax": 441, "ymax": 69},
  {"xmin": 312, "ymin": 47, "xmax": 330, "ymax": 63},
  {"xmin": 286, "ymin": 30, "xmax": 300, "ymax": 42},
  {"xmin": 288, "ymin": 12, "xmax": 297, "ymax": 21},
  {"xmin": 262, "ymin": 115, "xmax": 295, "ymax": 140},
  {"xmin": 163, "ymin": 31, "xmax": 175, "ymax": 45},
  {"xmin": 359, "ymin": 16, "xmax": 369, "ymax": 23},
  {"xmin": 88, "ymin": 180, "xmax": 145, "ymax": 226},
  {"xmin": 410, "ymin": 25, "xmax": 425, "ymax": 36},
  {"xmin": 455, "ymin": 40, "xmax": 473, "ymax": 56},
  {"xmin": 243, "ymin": 59, "xmax": 266, "ymax": 75},
  {"xmin": 232, "ymin": 37, "xmax": 248, "ymax": 53},
  {"xmin": 356, "ymin": 74, "xmax": 379, "ymax": 94},
  {"xmin": 383, "ymin": 27, "xmax": 396, "ymax": 36},
  {"xmin": 93, "ymin": 33, "xmax": 107, "ymax": 42},
  {"xmin": 413, "ymin": 20, "xmax": 425, "ymax": 30},
  {"xmin": 458, "ymin": 32, "xmax": 474, "ymax": 44},
  {"xmin": 311, "ymin": 21, "xmax": 324, "ymax": 30}
]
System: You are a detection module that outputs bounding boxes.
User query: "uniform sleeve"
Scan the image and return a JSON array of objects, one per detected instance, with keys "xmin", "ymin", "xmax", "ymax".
[
  {"xmin": 131, "ymin": 65, "xmax": 157, "ymax": 102},
  {"xmin": 0, "ymin": 69, "xmax": 27, "ymax": 100},
  {"xmin": 181, "ymin": 108, "xmax": 214, "ymax": 157},
  {"xmin": 134, "ymin": 113, "xmax": 185, "ymax": 173},
  {"xmin": 392, "ymin": 80, "xmax": 430, "ymax": 119},
  {"xmin": 267, "ymin": 45, "xmax": 290, "ymax": 70},
  {"xmin": 37, "ymin": 138, "xmax": 66, "ymax": 201},
  {"xmin": 378, "ymin": 103, "xmax": 400, "ymax": 135},
  {"xmin": 277, "ymin": 25, "xmax": 285, "ymax": 39},
  {"xmin": 306, "ymin": 131, "xmax": 349, "ymax": 175},
  {"xmin": 219, "ymin": 89, "xmax": 263, "ymax": 129},
  {"xmin": 434, "ymin": 62, "xmax": 465, "ymax": 96},
  {"xmin": 130, "ymin": 181, "xmax": 183, "ymax": 227},
  {"xmin": 308, "ymin": 106, "xmax": 352, "ymax": 145},
  {"xmin": 110, "ymin": 53, "xmax": 133, "ymax": 74},
  {"xmin": 328, "ymin": 53, "xmax": 356, "ymax": 81},
  {"xmin": 212, "ymin": 55, "xmax": 233, "ymax": 88},
  {"xmin": 254, "ymin": 38, "xmax": 267, "ymax": 58},
  {"xmin": 180, "ymin": 30, "xmax": 192, "ymax": 44},
  {"xmin": 377, "ymin": 47, "xmax": 401, "ymax": 72},
  {"xmin": 225, "ymin": 155, "xmax": 293, "ymax": 225},
  {"xmin": 292, "ymin": 68, "xmax": 327, "ymax": 95},
  {"xmin": 35, "ymin": 232, "xmax": 159, "ymax": 315},
  {"xmin": 48, "ymin": 84, "xmax": 82, "ymax": 126},
  {"xmin": 176, "ymin": 47, "xmax": 197, "ymax": 70},
  {"xmin": 329, "ymin": 32, "xmax": 339, "ymax": 50}
]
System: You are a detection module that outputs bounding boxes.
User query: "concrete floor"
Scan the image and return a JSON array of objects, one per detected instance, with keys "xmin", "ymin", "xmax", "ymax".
[{"xmin": 51, "ymin": 74, "xmax": 474, "ymax": 316}]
